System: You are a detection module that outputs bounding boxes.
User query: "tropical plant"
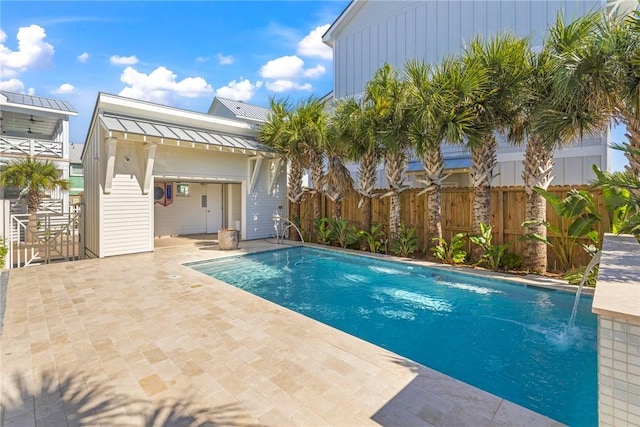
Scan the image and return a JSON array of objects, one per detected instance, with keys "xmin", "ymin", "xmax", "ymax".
[
  {"xmin": 0, "ymin": 239, "xmax": 7, "ymax": 269},
  {"xmin": 324, "ymin": 106, "xmax": 355, "ymax": 219},
  {"xmin": 563, "ymin": 265, "xmax": 599, "ymax": 288},
  {"xmin": 358, "ymin": 223, "xmax": 386, "ymax": 253},
  {"xmin": 331, "ymin": 218, "xmax": 359, "ymax": 248},
  {"xmin": 389, "ymin": 223, "xmax": 420, "ymax": 258},
  {"xmin": 521, "ymin": 10, "xmax": 615, "ymax": 273},
  {"xmin": 0, "ymin": 157, "xmax": 69, "ymax": 214},
  {"xmin": 405, "ymin": 57, "xmax": 487, "ymax": 245},
  {"xmin": 600, "ymin": 8, "xmax": 640, "ymax": 176},
  {"xmin": 469, "ymin": 223, "xmax": 511, "ymax": 271},
  {"xmin": 330, "ymin": 97, "xmax": 381, "ymax": 232},
  {"xmin": 592, "ymin": 158, "xmax": 640, "ymax": 238},
  {"xmin": 258, "ymin": 98, "xmax": 304, "ymax": 240},
  {"xmin": 499, "ymin": 252, "xmax": 523, "ymax": 271},
  {"xmin": 314, "ymin": 218, "xmax": 333, "ymax": 245},
  {"xmin": 290, "ymin": 96, "xmax": 328, "ymax": 225},
  {"xmin": 0, "ymin": 157, "xmax": 69, "ymax": 243},
  {"xmin": 521, "ymin": 188, "xmax": 602, "ymax": 272},
  {"xmin": 462, "ymin": 34, "xmax": 530, "ymax": 260},
  {"xmin": 364, "ymin": 63, "xmax": 412, "ymax": 235},
  {"xmin": 430, "ymin": 232, "xmax": 467, "ymax": 265}
]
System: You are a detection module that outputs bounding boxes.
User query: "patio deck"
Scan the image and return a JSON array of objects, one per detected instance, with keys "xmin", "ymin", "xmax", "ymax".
[{"xmin": 0, "ymin": 238, "xmax": 563, "ymax": 426}]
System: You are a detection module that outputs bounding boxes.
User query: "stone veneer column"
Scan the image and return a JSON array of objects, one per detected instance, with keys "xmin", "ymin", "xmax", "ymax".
[{"xmin": 593, "ymin": 234, "xmax": 640, "ymax": 426}]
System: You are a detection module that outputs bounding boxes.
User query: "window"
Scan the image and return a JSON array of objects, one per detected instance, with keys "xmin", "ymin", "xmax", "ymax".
[{"xmin": 70, "ymin": 164, "xmax": 83, "ymax": 176}]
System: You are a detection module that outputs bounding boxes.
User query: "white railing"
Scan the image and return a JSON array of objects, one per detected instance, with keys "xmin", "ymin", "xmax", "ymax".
[
  {"xmin": 7, "ymin": 205, "xmax": 83, "ymax": 268},
  {"xmin": 0, "ymin": 136, "xmax": 63, "ymax": 158}
]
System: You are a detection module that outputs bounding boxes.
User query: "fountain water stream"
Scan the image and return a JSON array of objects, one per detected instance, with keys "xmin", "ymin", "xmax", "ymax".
[{"xmin": 568, "ymin": 251, "xmax": 601, "ymax": 330}]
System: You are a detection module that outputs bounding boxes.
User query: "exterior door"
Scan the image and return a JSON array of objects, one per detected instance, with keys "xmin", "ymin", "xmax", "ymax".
[{"xmin": 206, "ymin": 184, "xmax": 223, "ymax": 233}]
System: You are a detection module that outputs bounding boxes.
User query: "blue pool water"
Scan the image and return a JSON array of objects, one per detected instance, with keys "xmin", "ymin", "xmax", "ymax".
[{"xmin": 188, "ymin": 246, "xmax": 597, "ymax": 426}]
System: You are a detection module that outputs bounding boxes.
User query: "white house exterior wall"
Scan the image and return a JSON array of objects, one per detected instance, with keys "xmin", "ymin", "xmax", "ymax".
[
  {"xmin": 329, "ymin": 0, "xmax": 608, "ymax": 186},
  {"xmin": 82, "ymin": 127, "xmax": 103, "ymax": 258}
]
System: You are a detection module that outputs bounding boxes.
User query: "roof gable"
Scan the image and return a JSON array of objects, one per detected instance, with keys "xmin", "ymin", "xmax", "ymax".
[{"xmin": 207, "ymin": 97, "xmax": 270, "ymax": 124}]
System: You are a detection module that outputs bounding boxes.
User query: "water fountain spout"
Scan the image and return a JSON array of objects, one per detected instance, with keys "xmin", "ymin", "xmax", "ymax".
[
  {"xmin": 568, "ymin": 251, "xmax": 601, "ymax": 330},
  {"xmin": 272, "ymin": 215, "xmax": 305, "ymax": 244}
]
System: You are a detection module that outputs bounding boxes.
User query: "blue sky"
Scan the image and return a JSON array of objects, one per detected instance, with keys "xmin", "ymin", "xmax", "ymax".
[
  {"xmin": 1, "ymin": 1, "xmax": 349, "ymax": 141},
  {"xmin": 0, "ymin": 0, "xmax": 630, "ymax": 171}
]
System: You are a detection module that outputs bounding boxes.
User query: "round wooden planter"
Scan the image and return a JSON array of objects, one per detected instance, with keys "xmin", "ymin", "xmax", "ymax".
[{"xmin": 218, "ymin": 229, "xmax": 239, "ymax": 250}]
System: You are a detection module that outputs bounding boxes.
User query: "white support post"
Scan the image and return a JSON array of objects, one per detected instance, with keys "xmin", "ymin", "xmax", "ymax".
[
  {"xmin": 104, "ymin": 137, "xmax": 118, "ymax": 194},
  {"xmin": 142, "ymin": 143, "xmax": 157, "ymax": 195},
  {"xmin": 248, "ymin": 157, "xmax": 263, "ymax": 194}
]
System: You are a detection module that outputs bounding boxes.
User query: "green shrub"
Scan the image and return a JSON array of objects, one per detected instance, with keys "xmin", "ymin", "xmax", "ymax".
[
  {"xmin": 431, "ymin": 233, "xmax": 467, "ymax": 264},
  {"xmin": 389, "ymin": 223, "xmax": 420, "ymax": 258},
  {"xmin": 358, "ymin": 224, "xmax": 386, "ymax": 253},
  {"xmin": 563, "ymin": 266, "xmax": 599, "ymax": 288},
  {"xmin": 0, "ymin": 239, "xmax": 6, "ymax": 269},
  {"xmin": 314, "ymin": 218, "xmax": 333, "ymax": 245},
  {"xmin": 499, "ymin": 252, "xmax": 523, "ymax": 271},
  {"xmin": 469, "ymin": 223, "xmax": 511, "ymax": 271},
  {"xmin": 331, "ymin": 219, "xmax": 359, "ymax": 248}
]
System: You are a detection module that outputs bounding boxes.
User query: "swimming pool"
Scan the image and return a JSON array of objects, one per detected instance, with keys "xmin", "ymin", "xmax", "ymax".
[{"xmin": 188, "ymin": 246, "xmax": 597, "ymax": 426}]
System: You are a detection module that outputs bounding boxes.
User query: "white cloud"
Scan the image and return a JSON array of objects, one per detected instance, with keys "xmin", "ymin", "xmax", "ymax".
[
  {"xmin": 110, "ymin": 55, "xmax": 138, "ymax": 65},
  {"xmin": 77, "ymin": 52, "xmax": 89, "ymax": 62},
  {"xmin": 216, "ymin": 53, "xmax": 234, "ymax": 65},
  {"xmin": 118, "ymin": 66, "xmax": 213, "ymax": 104},
  {"xmin": 0, "ymin": 25, "xmax": 55, "ymax": 71},
  {"xmin": 259, "ymin": 55, "xmax": 325, "ymax": 93},
  {"xmin": 52, "ymin": 83, "xmax": 74, "ymax": 94},
  {"xmin": 215, "ymin": 79, "xmax": 263, "ymax": 102},
  {"xmin": 265, "ymin": 80, "xmax": 312, "ymax": 93},
  {"xmin": 297, "ymin": 24, "xmax": 332, "ymax": 60},
  {"xmin": 195, "ymin": 56, "xmax": 209, "ymax": 63},
  {"xmin": 260, "ymin": 55, "xmax": 304, "ymax": 79},
  {"xmin": 27, "ymin": 87, "xmax": 35, "ymax": 95},
  {"xmin": 0, "ymin": 78, "xmax": 24, "ymax": 92},
  {"xmin": 303, "ymin": 65, "xmax": 326, "ymax": 78}
]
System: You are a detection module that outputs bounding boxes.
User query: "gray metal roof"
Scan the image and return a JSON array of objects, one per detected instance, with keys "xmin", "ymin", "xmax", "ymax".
[
  {"xmin": 1, "ymin": 90, "xmax": 77, "ymax": 114},
  {"xmin": 99, "ymin": 114, "xmax": 273, "ymax": 153},
  {"xmin": 214, "ymin": 97, "xmax": 270, "ymax": 123}
]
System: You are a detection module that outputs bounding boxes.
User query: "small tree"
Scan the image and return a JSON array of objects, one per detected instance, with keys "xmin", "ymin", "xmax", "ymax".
[{"xmin": 0, "ymin": 157, "xmax": 69, "ymax": 243}]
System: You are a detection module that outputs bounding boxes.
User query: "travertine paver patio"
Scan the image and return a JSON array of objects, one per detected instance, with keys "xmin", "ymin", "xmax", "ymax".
[{"xmin": 0, "ymin": 238, "xmax": 563, "ymax": 426}]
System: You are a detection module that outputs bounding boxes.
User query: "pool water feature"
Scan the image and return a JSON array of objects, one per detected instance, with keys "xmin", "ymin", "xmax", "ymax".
[{"xmin": 188, "ymin": 246, "xmax": 597, "ymax": 426}]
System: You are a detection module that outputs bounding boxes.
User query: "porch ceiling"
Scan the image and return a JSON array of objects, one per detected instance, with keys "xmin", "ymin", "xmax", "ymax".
[{"xmin": 99, "ymin": 113, "xmax": 275, "ymax": 156}]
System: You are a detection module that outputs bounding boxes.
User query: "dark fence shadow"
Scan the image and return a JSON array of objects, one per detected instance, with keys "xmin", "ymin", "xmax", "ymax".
[{"xmin": 1, "ymin": 370, "xmax": 253, "ymax": 427}]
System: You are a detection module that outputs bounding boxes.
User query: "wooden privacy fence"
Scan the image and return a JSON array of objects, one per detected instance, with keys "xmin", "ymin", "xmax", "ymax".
[{"xmin": 293, "ymin": 185, "xmax": 606, "ymax": 270}]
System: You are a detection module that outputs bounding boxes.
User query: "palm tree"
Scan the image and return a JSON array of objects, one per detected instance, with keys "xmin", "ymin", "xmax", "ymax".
[
  {"xmin": 329, "ymin": 97, "xmax": 380, "ymax": 230},
  {"xmin": 364, "ymin": 63, "xmax": 412, "ymax": 235},
  {"xmin": 405, "ymin": 58, "xmax": 487, "ymax": 245},
  {"xmin": 258, "ymin": 98, "xmax": 305, "ymax": 240},
  {"xmin": 522, "ymin": 11, "xmax": 616, "ymax": 273},
  {"xmin": 602, "ymin": 8, "xmax": 640, "ymax": 176},
  {"xmin": 322, "ymin": 119, "xmax": 355, "ymax": 219},
  {"xmin": 0, "ymin": 156, "xmax": 69, "ymax": 241},
  {"xmin": 289, "ymin": 96, "xmax": 327, "ymax": 224},
  {"xmin": 462, "ymin": 34, "xmax": 530, "ymax": 260}
]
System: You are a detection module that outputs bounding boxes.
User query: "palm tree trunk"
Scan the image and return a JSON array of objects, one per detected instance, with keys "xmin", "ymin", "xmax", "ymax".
[
  {"xmin": 332, "ymin": 198, "xmax": 342, "ymax": 219},
  {"xmin": 310, "ymin": 154, "xmax": 324, "ymax": 222},
  {"xmin": 422, "ymin": 145, "xmax": 445, "ymax": 244},
  {"xmin": 288, "ymin": 159, "xmax": 304, "ymax": 241},
  {"xmin": 385, "ymin": 151, "xmax": 407, "ymax": 235},
  {"xmin": 471, "ymin": 134, "xmax": 498, "ymax": 261},
  {"xmin": 358, "ymin": 150, "xmax": 378, "ymax": 232},
  {"xmin": 522, "ymin": 136, "xmax": 554, "ymax": 273}
]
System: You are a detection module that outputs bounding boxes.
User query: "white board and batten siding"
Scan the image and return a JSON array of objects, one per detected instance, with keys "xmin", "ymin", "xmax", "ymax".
[
  {"xmin": 102, "ymin": 176, "xmax": 152, "ymax": 256},
  {"xmin": 246, "ymin": 158, "xmax": 287, "ymax": 240},
  {"xmin": 331, "ymin": 0, "xmax": 603, "ymax": 99}
]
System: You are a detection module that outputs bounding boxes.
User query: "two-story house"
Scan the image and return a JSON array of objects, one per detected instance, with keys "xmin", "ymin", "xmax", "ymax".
[{"xmin": 0, "ymin": 91, "xmax": 77, "ymax": 213}]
